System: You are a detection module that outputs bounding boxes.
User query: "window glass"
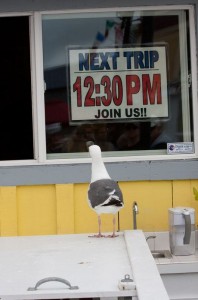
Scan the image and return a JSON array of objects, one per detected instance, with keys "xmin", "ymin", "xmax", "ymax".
[
  {"xmin": 0, "ymin": 16, "xmax": 33, "ymax": 160},
  {"xmin": 42, "ymin": 9, "xmax": 193, "ymax": 159}
]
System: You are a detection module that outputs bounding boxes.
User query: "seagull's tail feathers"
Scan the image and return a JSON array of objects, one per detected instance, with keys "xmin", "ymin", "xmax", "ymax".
[{"xmin": 101, "ymin": 195, "xmax": 124, "ymax": 207}]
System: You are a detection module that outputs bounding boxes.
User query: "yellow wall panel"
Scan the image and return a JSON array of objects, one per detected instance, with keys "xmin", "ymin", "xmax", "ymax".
[
  {"xmin": 0, "ymin": 180, "xmax": 197, "ymax": 237},
  {"xmin": 173, "ymin": 180, "xmax": 193, "ymax": 207},
  {"xmin": 0, "ymin": 187, "xmax": 17, "ymax": 236},
  {"xmin": 74, "ymin": 183, "xmax": 96, "ymax": 233},
  {"xmin": 173, "ymin": 179, "xmax": 198, "ymax": 227},
  {"xmin": 191, "ymin": 179, "xmax": 198, "ymax": 227},
  {"xmin": 119, "ymin": 181, "xmax": 172, "ymax": 232},
  {"xmin": 56, "ymin": 184, "xmax": 74, "ymax": 234},
  {"xmin": 17, "ymin": 185, "xmax": 57, "ymax": 236}
]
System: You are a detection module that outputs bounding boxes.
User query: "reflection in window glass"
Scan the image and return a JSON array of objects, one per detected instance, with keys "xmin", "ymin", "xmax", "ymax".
[{"xmin": 42, "ymin": 9, "xmax": 193, "ymax": 159}]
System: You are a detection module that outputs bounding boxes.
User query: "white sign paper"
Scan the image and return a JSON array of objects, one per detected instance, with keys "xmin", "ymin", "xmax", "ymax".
[{"xmin": 68, "ymin": 46, "xmax": 169, "ymax": 122}]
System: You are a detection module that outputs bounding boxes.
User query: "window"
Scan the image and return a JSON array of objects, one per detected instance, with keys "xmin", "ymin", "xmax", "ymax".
[
  {"xmin": 42, "ymin": 7, "xmax": 196, "ymax": 161},
  {"xmin": 0, "ymin": 6, "xmax": 196, "ymax": 165}
]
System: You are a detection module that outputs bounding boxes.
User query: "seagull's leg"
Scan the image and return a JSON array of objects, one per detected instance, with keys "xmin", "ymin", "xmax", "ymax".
[
  {"xmin": 98, "ymin": 215, "xmax": 103, "ymax": 237},
  {"xmin": 112, "ymin": 214, "xmax": 117, "ymax": 236},
  {"xmin": 112, "ymin": 214, "xmax": 118, "ymax": 237},
  {"xmin": 107, "ymin": 215, "xmax": 119, "ymax": 238},
  {"xmin": 89, "ymin": 215, "xmax": 105, "ymax": 238}
]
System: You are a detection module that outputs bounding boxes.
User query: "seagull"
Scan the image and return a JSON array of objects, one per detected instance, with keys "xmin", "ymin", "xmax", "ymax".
[{"xmin": 87, "ymin": 143, "xmax": 124, "ymax": 238}]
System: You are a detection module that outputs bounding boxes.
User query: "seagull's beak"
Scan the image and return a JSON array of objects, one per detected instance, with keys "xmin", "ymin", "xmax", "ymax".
[{"xmin": 86, "ymin": 141, "xmax": 95, "ymax": 149}]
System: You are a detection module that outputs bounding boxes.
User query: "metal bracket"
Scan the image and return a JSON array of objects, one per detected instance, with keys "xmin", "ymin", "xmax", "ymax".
[{"xmin": 121, "ymin": 274, "xmax": 133, "ymax": 282}]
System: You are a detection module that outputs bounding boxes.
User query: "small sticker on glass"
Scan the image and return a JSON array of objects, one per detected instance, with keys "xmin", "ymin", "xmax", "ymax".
[{"xmin": 167, "ymin": 142, "xmax": 194, "ymax": 154}]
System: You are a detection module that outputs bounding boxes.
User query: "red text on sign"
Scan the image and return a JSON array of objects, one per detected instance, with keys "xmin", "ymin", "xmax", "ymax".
[
  {"xmin": 126, "ymin": 74, "xmax": 162, "ymax": 105},
  {"xmin": 73, "ymin": 74, "xmax": 162, "ymax": 107}
]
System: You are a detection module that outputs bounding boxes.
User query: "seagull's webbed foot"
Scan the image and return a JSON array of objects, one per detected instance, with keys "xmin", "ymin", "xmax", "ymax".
[
  {"xmin": 88, "ymin": 216, "xmax": 106, "ymax": 237},
  {"xmin": 88, "ymin": 233, "xmax": 106, "ymax": 238},
  {"xmin": 106, "ymin": 233, "xmax": 119, "ymax": 238}
]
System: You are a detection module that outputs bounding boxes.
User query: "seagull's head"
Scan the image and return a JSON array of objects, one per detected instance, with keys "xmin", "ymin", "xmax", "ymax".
[
  {"xmin": 86, "ymin": 141, "xmax": 95, "ymax": 148},
  {"xmin": 88, "ymin": 144, "xmax": 102, "ymax": 159}
]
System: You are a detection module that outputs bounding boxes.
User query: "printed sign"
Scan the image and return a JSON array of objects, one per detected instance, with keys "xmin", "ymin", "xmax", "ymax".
[
  {"xmin": 167, "ymin": 143, "xmax": 194, "ymax": 154},
  {"xmin": 68, "ymin": 46, "xmax": 169, "ymax": 122}
]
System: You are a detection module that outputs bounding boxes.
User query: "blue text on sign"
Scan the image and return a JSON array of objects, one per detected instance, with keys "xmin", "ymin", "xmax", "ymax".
[{"xmin": 78, "ymin": 50, "xmax": 159, "ymax": 71}]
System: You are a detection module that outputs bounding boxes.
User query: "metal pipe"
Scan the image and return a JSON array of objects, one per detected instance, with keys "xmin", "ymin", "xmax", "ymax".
[{"xmin": 132, "ymin": 201, "xmax": 138, "ymax": 229}]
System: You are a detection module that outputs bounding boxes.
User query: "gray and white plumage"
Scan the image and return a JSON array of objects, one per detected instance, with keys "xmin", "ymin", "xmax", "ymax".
[{"xmin": 87, "ymin": 144, "xmax": 124, "ymax": 237}]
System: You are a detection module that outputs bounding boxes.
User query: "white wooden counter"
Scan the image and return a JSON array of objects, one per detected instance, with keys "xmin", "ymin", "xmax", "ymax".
[{"xmin": 0, "ymin": 230, "xmax": 169, "ymax": 300}]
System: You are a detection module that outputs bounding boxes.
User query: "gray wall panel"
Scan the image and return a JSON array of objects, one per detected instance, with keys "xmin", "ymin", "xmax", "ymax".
[{"xmin": 0, "ymin": 159, "xmax": 197, "ymax": 186}]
